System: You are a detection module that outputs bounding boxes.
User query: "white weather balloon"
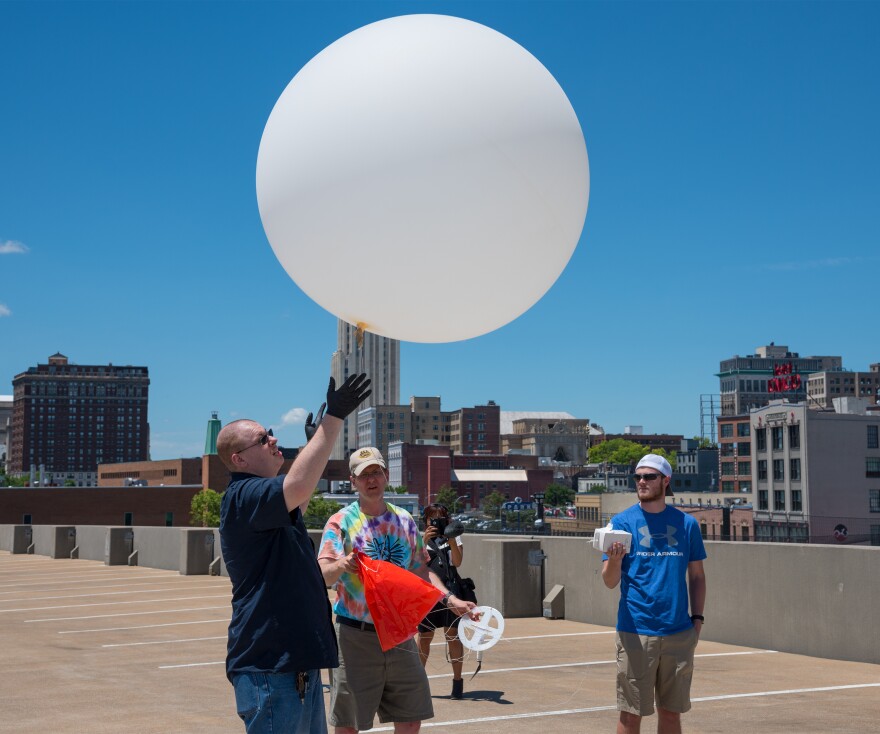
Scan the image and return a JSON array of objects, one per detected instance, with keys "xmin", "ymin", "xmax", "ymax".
[{"xmin": 256, "ymin": 14, "xmax": 589, "ymax": 343}]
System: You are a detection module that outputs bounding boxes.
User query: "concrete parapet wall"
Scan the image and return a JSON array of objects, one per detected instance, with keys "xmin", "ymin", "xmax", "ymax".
[
  {"xmin": 3, "ymin": 525, "xmax": 877, "ymax": 664},
  {"xmin": 130, "ymin": 527, "xmax": 183, "ymax": 571},
  {"xmin": 32, "ymin": 525, "xmax": 77, "ymax": 559},
  {"xmin": 75, "ymin": 525, "xmax": 115, "ymax": 562},
  {"xmin": 0, "ymin": 525, "xmax": 34, "ymax": 553}
]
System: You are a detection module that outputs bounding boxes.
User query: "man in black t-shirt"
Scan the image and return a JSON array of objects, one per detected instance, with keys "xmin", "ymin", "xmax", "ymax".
[{"xmin": 218, "ymin": 374, "xmax": 370, "ymax": 734}]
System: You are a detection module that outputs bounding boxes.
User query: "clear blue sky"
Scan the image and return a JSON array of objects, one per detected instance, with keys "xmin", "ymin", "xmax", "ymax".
[{"xmin": 1, "ymin": 1, "xmax": 878, "ymax": 460}]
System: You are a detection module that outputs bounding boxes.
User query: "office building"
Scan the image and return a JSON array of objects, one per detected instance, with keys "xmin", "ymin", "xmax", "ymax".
[
  {"xmin": 806, "ymin": 363, "xmax": 880, "ymax": 408},
  {"xmin": 717, "ymin": 343, "xmax": 841, "ymax": 416},
  {"xmin": 8, "ymin": 353, "xmax": 150, "ymax": 486},
  {"xmin": 751, "ymin": 398, "xmax": 880, "ymax": 544},
  {"xmin": 501, "ymin": 414, "xmax": 590, "ymax": 463},
  {"xmin": 0, "ymin": 395, "xmax": 12, "ymax": 472},
  {"xmin": 330, "ymin": 321, "xmax": 400, "ymax": 459},
  {"xmin": 356, "ymin": 396, "xmax": 501, "ymax": 459}
]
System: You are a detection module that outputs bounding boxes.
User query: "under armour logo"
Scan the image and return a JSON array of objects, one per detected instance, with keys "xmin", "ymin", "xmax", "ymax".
[{"xmin": 638, "ymin": 525, "xmax": 678, "ymax": 548}]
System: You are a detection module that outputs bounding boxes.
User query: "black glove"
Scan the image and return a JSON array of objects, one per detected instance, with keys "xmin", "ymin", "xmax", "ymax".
[
  {"xmin": 325, "ymin": 373, "xmax": 372, "ymax": 419},
  {"xmin": 304, "ymin": 402, "xmax": 326, "ymax": 442}
]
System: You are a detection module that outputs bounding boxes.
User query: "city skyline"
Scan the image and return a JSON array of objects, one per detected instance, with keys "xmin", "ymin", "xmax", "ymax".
[{"xmin": 2, "ymin": 2, "xmax": 878, "ymax": 460}]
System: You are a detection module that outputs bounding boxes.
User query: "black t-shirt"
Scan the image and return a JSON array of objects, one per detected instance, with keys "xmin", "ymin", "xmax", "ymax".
[{"xmin": 219, "ymin": 472, "xmax": 338, "ymax": 680}]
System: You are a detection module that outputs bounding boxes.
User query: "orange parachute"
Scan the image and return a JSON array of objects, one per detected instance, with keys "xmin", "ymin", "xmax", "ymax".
[{"xmin": 355, "ymin": 549, "xmax": 443, "ymax": 652}]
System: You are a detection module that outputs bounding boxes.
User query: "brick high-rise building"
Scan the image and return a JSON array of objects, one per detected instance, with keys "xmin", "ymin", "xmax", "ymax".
[{"xmin": 8, "ymin": 353, "xmax": 150, "ymax": 485}]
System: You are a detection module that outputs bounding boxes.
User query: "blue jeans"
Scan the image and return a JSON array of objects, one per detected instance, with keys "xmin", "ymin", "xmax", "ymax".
[{"xmin": 232, "ymin": 670, "xmax": 327, "ymax": 734}]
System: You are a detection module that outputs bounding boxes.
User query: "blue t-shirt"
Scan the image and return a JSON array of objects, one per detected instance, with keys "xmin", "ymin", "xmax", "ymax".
[
  {"xmin": 219, "ymin": 472, "xmax": 338, "ymax": 680},
  {"xmin": 604, "ymin": 504, "xmax": 707, "ymax": 636}
]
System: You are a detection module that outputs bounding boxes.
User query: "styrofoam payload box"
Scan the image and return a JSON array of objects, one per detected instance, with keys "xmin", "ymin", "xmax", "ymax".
[{"xmin": 591, "ymin": 524, "xmax": 632, "ymax": 553}]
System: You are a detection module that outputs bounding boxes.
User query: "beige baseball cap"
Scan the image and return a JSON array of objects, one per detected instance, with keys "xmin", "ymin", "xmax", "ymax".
[{"xmin": 349, "ymin": 446, "xmax": 387, "ymax": 476}]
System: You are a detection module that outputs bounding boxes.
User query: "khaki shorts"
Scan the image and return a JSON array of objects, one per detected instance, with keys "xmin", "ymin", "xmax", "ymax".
[
  {"xmin": 616, "ymin": 627, "xmax": 697, "ymax": 717},
  {"xmin": 329, "ymin": 622, "xmax": 434, "ymax": 730}
]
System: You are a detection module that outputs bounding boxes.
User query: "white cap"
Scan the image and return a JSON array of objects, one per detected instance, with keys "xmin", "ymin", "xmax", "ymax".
[{"xmin": 636, "ymin": 453, "xmax": 672, "ymax": 477}]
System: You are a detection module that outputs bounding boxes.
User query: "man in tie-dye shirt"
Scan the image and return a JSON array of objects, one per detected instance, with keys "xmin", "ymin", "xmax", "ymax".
[{"xmin": 319, "ymin": 447, "xmax": 474, "ymax": 734}]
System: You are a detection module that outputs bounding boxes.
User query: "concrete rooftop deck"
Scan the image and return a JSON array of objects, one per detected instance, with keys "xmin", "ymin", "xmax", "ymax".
[{"xmin": 2, "ymin": 551, "xmax": 879, "ymax": 733}]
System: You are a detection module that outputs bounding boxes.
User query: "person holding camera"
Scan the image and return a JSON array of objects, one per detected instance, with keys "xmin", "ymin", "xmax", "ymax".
[{"xmin": 417, "ymin": 503, "xmax": 468, "ymax": 700}]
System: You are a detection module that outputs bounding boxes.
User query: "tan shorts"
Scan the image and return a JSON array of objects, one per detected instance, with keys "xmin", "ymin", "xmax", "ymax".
[
  {"xmin": 328, "ymin": 622, "xmax": 434, "ymax": 730},
  {"xmin": 616, "ymin": 627, "xmax": 697, "ymax": 717}
]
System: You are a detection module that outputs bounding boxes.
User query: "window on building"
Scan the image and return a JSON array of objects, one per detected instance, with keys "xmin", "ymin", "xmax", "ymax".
[
  {"xmin": 741, "ymin": 525, "xmax": 750, "ymax": 542},
  {"xmin": 23, "ymin": 514, "xmax": 32, "ymax": 524},
  {"xmin": 789, "ymin": 425, "xmax": 800, "ymax": 449},
  {"xmin": 165, "ymin": 512, "xmax": 174, "ymax": 527},
  {"xmin": 867, "ymin": 458, "xmax": 880, "ymax": 478},
  {"xmin": 790, "ymin": 458, "xmax": 801, "ymax": 481},
  {"xmin": 720, "ymin": 424, "xmax": 733, "ymax": 438},
  {"xmin": 773, "ymin": 459, "xmax": 785, "ymax": 481},
  {"xmin": 791, "ymin": 490, "xmax": 802, "ymax": 512},
  {"xmin": 773, "ymin": 490, "xmax": 785, "ymax": 510},
  {"xmin": 868, "ymin": 425, "xmax": 879, "ymax": 450},
  {"xmin": 722, "ymin": 481, "xmax": 734, "ymax": 492},
  {"xmin": 738, "ymin": 442, "xmax": 751, "ymax": 456},
  {"xmin": 756, "ymin": 428, "xmax": 766, "ymax": 451},
  {"xmin": 758, "ymin": 490, "xmax": 768, "ymax": 510},
  {"xmin": 721, "ymin": 461, "xmax": 734, "ymax": 476},
  {"xmin": 771, "ymin": 427, "xmax": 783, "ymax": 450},
  {"xmin": 871, "ymin": 526, "xmax": 880, "ymax": 547},
  {"xmin": 124, "ymin": 512, "xmax": 133, "ymax": 526},
  {"xmin": 738, "ymin": 461, "xmax": 751, "ymax": 476},
  {"xmin": 758, "ymin": 460, "xmax": 767, "ymax": 480},
  {"xmin": 737, "ymin": 423, "xmax": 751, "ymax": 437},
  {"xmin": 740, "ymin": 481, "xmax": 752, "ymax": 493},
  {"xmin": 870, "ymin": 489, "xmax": 880, "ymax": 513}
]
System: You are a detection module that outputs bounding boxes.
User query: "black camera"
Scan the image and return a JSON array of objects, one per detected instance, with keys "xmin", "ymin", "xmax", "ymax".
[{"xmin": 429, "ymin": 517, "xmax": 449, "ymax": 535}]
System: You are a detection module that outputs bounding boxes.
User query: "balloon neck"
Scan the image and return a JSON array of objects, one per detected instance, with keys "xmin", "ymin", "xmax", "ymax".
[{"xmin": 355, "ymin": 322, "xmax": 368, "ymax": 348}]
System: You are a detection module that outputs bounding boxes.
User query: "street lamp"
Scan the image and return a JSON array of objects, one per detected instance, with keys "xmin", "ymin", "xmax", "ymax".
[{"xmin": 453, "ymin": 495, "xmax": 468, "ymax": 515}]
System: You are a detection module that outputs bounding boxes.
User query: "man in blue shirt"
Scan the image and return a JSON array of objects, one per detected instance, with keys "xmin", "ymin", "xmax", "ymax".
[
  {"xmin": 602, "ymin": 454, "xmax": 707, "ymax": 734},
  {"xmin": 218, "ymin": 373, "xmax": 371, "ymax": 734}
]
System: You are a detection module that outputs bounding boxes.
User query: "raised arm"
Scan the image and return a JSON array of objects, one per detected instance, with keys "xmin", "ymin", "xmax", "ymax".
[{"xmin": 282, "ymin": 374, "xmax": 371, "ymax": 513}]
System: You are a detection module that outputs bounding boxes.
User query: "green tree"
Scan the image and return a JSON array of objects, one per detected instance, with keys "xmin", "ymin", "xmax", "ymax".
[
  {"xmin": 434, "ymin": 485, "xmax": 458, "ymax": 510},
  {"xmin": 387, "ymin": 485, "xmax": 408, "ymax": 495},
  {"xmin": 589, "ymin": 439, "xmax": 678, "ymax": 470},
  {"xmin": 544, "ymin": 482, "xmax": 574, "ymax": 508},
  {"xmin": 586, "ymin": 483, "xmax": 606, "ymax": 494},
  {"xmin": 304, "ymin": 491, "xmax": 342, "ymax": 528},
  {"xmin": 190, "ymin": 488, "xmax": 222, "ymax": 527},
  {"xmin": 692, "ymin": 435, "xmax": 717, "ymax": 449},
  {"xmin": 588, "ymin": 438, "xmax": 646, "ymax": 466},
  {"xmin": 1, "ymin": 474, "xmax": 29, "ymax": 487},
  {"xmin": 482, "ymin": 490, "xmax": 506, "ymax": 519}
]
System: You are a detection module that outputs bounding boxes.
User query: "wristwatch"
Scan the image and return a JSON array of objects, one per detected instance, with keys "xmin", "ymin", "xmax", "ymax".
[
  {"xmin": 441, "ymin": 592, "xmax": 453, "ymax": 608},
  {"xmin": 690, "ymin": 614, "xmax": 705, "ymax": 623}
]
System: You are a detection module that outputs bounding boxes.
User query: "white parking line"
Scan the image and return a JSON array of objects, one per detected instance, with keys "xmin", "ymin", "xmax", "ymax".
[
  {"xmin": 0, "ymin": 576, "xmax": 221, "ymax": 592},
  {"xmin": 103, "ymin": 635, "xmax": 225, "ymax": 648},
  {"xmin": 0, "ymin": 586, "xmax": 228, "ymax": 603},
  {"xmin": 4, "ymin": 594, "xmax": 228, "ymax": 614},
  {"xmin": 426, "ymin": 649, "xmax": 777, "ymax": 679},
  {"xmin": 27, "ymin": 605, "xmax": 229, "ymax": 623},
  {"xmin": 59, "ymin": 618, "xmax": 229, "ymax": 634},
  {"xmin": 160, "ymin": 660, "xmax": 225, "ymax": 669},
  {"xmin": 370, "ymin": 682, "xmax": 880, "ymax": 730}
]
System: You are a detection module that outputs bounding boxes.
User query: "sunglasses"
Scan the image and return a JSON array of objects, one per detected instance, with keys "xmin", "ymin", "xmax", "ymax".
[
  {"xmin": 237, "ymin": 428, "xmax": 273, "ymax": 454},
  {"xmin": 633, "ymin": 473, "xmax": 661, "ymax": 482}
]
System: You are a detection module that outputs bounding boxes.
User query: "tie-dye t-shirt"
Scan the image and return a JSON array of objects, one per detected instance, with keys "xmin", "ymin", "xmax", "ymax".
[{"xmin": 318, "ymin": 501, "xmax": 429, "ymax": 623}]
